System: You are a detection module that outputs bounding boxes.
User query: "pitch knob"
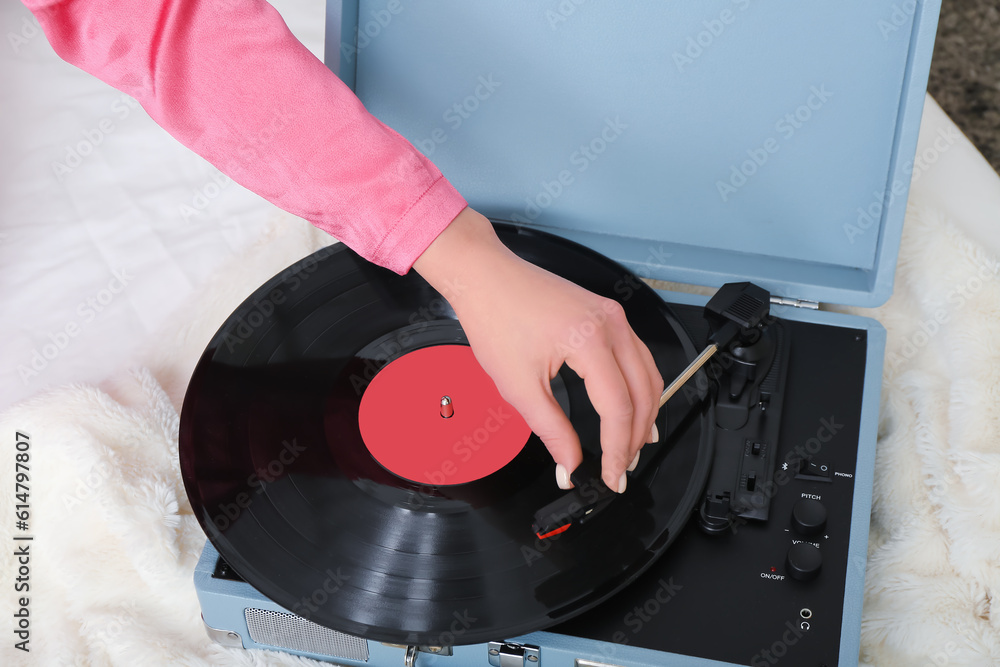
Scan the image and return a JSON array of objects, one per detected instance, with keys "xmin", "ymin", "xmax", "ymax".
[
  {"xmin": 791, "ymin": 498, "xmax": 827, "ymax": 537},
  {"xmin": 786, "ymin": 542, "xmax": 822, "ymax": 582}
]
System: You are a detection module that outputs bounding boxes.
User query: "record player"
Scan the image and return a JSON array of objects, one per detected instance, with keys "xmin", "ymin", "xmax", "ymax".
[{"xmin": 181, "ymin": 2, "xmax": 943, "ymax": 666}]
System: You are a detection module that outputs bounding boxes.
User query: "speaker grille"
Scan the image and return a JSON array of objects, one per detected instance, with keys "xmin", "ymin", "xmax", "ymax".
[{"xmin": 244, "ymin": 608, "xmax": 369, "ymax": 661}]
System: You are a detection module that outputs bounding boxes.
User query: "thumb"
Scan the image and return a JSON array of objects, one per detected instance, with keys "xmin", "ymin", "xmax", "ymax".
[{"xmin": 508, "ymin": 379, "xmax": 583, "ymax": 488}]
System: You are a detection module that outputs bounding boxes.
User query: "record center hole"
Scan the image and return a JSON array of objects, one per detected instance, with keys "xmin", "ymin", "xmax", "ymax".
[
  {"xmin": 440, "ymin": 395, "xmax": 454, "ymax": 419},
  {"xmin": 800, "ymin": 608, "xmax": 812, "ymax": 619}
]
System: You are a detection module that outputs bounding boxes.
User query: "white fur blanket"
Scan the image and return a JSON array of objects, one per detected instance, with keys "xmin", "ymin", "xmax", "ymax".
[
  {"xmin": 842, "ymin": 205, "xmax": 1000, "ymax": 665},
  {"xmin": 2, "ymin": 199, "xmax": 999, "ymax": 666}
]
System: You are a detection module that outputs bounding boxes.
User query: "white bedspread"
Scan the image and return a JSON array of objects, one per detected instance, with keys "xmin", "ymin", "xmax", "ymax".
[
  {"xmin": 2, "ymin": 0, "xmax": 1000, "ymax": 665},
  {"xmin": 0, "ymin": 0, "xmax": 327, "ymax": 412}
]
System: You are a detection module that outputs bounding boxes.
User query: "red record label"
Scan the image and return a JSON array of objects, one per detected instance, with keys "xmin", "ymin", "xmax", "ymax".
[{"xmin": 358, "ymin": 345, "xmax": 532, "ymax": 485}]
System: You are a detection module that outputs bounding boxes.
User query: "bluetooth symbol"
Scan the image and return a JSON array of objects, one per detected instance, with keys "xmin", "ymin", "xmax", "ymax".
[
  {"xmin": 15, "ymin": 521, "xmax": 28, "ymax": 531},
  {"xmin": 781, "ymin": 462, "xmax": 788, "ymax": 471}
]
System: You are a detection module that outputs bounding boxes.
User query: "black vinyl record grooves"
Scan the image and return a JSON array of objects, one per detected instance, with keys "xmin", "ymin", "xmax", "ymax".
[{"xmin": 179, "ymin": 223, "xmax": 714, "ymax": 645}]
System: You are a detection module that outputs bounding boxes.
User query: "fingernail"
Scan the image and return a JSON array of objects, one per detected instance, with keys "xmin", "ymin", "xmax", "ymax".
[
  {"xmin": 555, "ymin": 463, "xmax": 573, "ymax": 490},
  {"xmin": 627, "ymin": 451, "xmax": 640, "ymax": 472},
  {"xmin": 649, "ymin": 423, "xmax": 659, "ymax": 443},
  {"xmin": 617, "ymin": 472, "xmax": 628, "ymax": 494}
]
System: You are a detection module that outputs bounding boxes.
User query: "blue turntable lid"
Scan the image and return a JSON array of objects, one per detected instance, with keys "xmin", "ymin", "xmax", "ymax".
[{"xmin": 327, "ymin": 0, "xmax": 941, "ymax": 307}]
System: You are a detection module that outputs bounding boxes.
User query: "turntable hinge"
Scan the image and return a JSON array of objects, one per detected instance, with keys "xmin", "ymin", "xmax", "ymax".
[
  {"xmin": 769, "ymin": 295, "xmax": 819, "ymax": 310},
  {"xmin": 488, "ymin": 641, "xmax": 541, "ymax": 667}
]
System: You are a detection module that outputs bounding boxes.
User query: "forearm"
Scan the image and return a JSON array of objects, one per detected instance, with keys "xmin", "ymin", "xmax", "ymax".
[
  {"xmin": 24, "ymin": 0, "xmax": 467, "ymax": 272},
  {"xmin": 412, "ymin": 208, "xmax": 519, "ymax": 308}
]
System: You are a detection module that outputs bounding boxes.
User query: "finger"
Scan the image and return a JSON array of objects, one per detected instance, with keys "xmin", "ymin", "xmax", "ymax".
[
  {"xmin": 610, "ymin": 332, "xmax": 657, "ymax": 455},
  {"xmin": 567, "ymin": 350, "xmax": 634, "ymax": 491},
  {"xmin": 630, "ymin": 330, "xmax": 664, "ymax": 442},
  {"xmin": 503, "ymin": 375, "xmax": 583, "ymax": 488}
]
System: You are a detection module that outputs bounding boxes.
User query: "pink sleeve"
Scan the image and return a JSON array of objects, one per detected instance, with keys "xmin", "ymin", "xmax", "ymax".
[{"xmin": 23, "ymin": 0, "xmax": 468, "ymax": 274}]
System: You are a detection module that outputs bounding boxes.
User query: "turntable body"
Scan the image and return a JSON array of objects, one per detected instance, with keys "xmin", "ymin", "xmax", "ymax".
[{"xmin": 183, "ymin": 1, "xmax": 942, "ymax": 665}]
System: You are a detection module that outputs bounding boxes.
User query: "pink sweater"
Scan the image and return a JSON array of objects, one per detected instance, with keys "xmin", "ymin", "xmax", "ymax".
[{"xmin": 24, "ymin": 0, "xmax": 468, "ymax": 274}]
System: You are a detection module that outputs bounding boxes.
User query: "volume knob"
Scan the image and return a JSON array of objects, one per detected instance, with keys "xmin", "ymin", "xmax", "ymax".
[
  {"xmin": 791, "ymin": 498, "xmax": 827, "ymax": 537},
  {"xmin": 786, "ymin": 542, "xmax": 822, "ymax": 582}
]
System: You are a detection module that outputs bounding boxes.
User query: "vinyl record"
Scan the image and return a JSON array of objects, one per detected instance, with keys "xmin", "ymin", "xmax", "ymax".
[{"xmin": 179, "ymin": 223, "xmax": 713, "ymax": 645}]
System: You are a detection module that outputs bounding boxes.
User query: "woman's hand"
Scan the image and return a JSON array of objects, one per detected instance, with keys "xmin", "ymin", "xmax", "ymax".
[{"xmin": 414, "ymin": 208, "xmax": 663, "ymax": 492}]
